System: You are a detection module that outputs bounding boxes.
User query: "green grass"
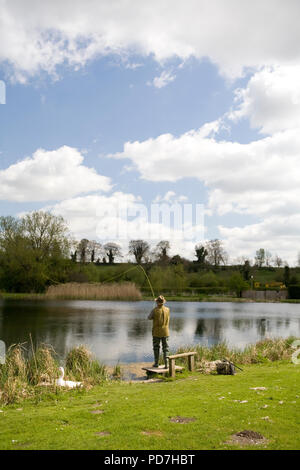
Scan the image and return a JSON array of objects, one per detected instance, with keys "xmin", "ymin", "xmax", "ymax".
[{"xmin": 0, "ymin": 362, "xmax": 299, "ymax": 450}]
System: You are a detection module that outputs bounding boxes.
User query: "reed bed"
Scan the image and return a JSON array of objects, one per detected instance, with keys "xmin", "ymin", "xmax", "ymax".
[
  {"xmin": 65, "ymin": 345, "xmax": 107, "ymax": 385},
  {"xmin": 175, "ymin": 337, "xmax": 296, "ymax": 367},
  {"xmin": 45, "ymin": 282, "xmax": 142, "ymax": 300},
  {"xmin": 0, "ymin": 343, "xmax": 107, "ymax": 405}
]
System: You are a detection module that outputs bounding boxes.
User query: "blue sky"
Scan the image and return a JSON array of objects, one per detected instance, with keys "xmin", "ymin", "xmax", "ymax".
[{"xmin": 0, "ymin": 1, "xmax": 300, "ymax": 264}]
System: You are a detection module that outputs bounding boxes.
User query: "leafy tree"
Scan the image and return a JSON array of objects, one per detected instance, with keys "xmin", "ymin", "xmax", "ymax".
[
  {"xmin": 0, "ymin": 212, "xmax": 70, "ymax": 292},
  {"xmin": 21, "ymin": 211, "xmax": 69, "ymax": 261},
  {"xmin": 128, "ymin": 240, "xmax": 150, "ymax": 264},
  {"xmin": 170, "ymin": 254, "xmax": 184, "ymax": 265},
  {"xmin": 155, "ymin": 240, "xmax": 170, "ymax": 264},
  {"xmin": 283, "ymin": 265, "xmax": 290, "ymax": 286},
  {"xmin": 195, "ymin": 244, "xmax": 208, "ymax": 264},
  {"xmin": 228, "ymin": 273, "xmax": 249, "ymax": 298},
  {"xmin": 241, "ymin": 259, "xmax": 251, "ymax": 281},
  {"xmin": 77, "ymin": 239, "xmax": 90, "ymax": 264},
  {"xmin": 198, "ymin": 271, "xmax": 219, "ymax": 287}
]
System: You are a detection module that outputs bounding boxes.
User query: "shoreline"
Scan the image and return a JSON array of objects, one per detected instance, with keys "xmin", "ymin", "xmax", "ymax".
[{"xmin": 0, "ymin": 292, "xmax": 299, "ymax": 303}]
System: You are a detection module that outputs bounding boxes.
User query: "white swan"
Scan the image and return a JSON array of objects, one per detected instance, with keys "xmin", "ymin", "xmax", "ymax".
[{"xmin": 56, "ymin": 367, "xmax": 82, "ymax": 389}]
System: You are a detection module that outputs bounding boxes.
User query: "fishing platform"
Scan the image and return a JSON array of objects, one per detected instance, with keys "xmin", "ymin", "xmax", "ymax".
[{"xmin": 142, "ymin": 351, "xmax": 197, "ymax": 378}]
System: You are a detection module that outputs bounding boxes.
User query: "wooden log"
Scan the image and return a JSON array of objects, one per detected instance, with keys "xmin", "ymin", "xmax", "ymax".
[{"xmin": 188, "ymin": 355, "xmax": 195, "ymax": 371}]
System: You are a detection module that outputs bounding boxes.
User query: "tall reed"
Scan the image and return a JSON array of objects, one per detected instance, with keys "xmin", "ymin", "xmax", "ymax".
[
  {"xmin": 45, "ymin": 282, "xmax": 142, "ymax": 300},
  {"xmin": 0, "ymin": 343, "xmax": 107, "ymax": 404}
]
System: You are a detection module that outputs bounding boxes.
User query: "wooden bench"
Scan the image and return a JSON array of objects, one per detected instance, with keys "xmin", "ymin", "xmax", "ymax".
[{"xmin": 167, "ymin": 352, "xmax": 197, "ymax": 377}]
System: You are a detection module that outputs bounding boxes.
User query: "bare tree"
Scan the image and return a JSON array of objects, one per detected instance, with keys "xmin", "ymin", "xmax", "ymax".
[
  {"xmin": 155, "ymin": 240, "xmax": 170, "ymax": 264},
  {"xmin": 274, "ymin": 254, "xmax": 283, "ymax": 267},
  {"xmin": 129, "ymin": 240, "xmax": 150, "ymax": 264},
  {"xmin": 89, "ymin": 240, "xmax": 102, "ymax": 263},
  {"xmin": 77, "ymin": 238, "xmax": 90, "ymax": 264},
  {"xmin": 104, "ymin": 242, "xmax": 122, "ymax": 264},
  {"xmin": 205, "ymin": 239, "xmax": 228, "ymax": 267},
  {"xmin": 255, "ymin": 248, "xmax": 265, "ymax": 267},
  {"xmin": 265, "ymin": 250, "xmax": 272, "ymax": 267}
]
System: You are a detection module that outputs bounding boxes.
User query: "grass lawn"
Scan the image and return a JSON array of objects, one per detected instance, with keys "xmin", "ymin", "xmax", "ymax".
[{"xmin": 0, "ymin": 362, "xmax": 299, "ymax": 450}]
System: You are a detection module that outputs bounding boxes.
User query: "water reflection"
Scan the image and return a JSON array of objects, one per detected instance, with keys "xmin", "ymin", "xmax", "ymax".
[{"xmin": 0, "ymin": 300, "xmax": 299, "ymax": 364}]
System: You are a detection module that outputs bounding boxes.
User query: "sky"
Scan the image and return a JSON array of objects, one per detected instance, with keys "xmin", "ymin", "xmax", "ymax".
[{"xmin": 0, "ymin": 0, "xmax": 300, "ymax": 264}]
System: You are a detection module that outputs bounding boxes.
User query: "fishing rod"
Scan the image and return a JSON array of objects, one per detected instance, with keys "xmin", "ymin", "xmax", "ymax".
[
  {"xmin": 222, "ymin": 357, "xmax": 243, "ymax": 371},
  {"xmin": 138, "ymin": 264, "xmax": 156, "ymax": 300}
]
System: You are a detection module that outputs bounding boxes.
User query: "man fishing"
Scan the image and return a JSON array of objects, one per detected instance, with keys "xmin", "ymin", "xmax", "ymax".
[{"xmin": 148, "ymin": 295, "xmax": 170, "ymax": 368}]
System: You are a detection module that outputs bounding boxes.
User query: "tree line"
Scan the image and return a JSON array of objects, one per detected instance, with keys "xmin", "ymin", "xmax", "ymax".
[{"xmin": 0, "ymin": 211, "xmax": 298, "ymax": 293}]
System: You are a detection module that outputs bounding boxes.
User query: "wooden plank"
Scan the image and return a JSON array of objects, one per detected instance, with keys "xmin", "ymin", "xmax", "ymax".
[
  {"xmin": 142, "ymin": 365, "xmax": 183, "ymax": 374},
  {"xmin": 167, "ymin": 352, "xmax": 197, "ymax": 360}
]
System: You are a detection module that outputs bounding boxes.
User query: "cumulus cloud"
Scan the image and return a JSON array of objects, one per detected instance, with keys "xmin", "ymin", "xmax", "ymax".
[
  {"xmin": 45, "ymin": 192, "xmax": 204, "ymax": 258},
  {"xmin": 0, "ymin": 145, "xmax": 111, "ymax": 201},
  {"xmin": 109, "ymin": 125, "xmax": 300, "ymax": 215},
  {"xmin": 1, "ymin": 0, "xmax": 300, "ymax": 81},
  {"xmin": 219, "ymin": 214, "xmax": 300, "ymax": 265},
  {"xmin": 230, "ymin": 65, "xmax": 300, "ymax": 134},
  {"xmin": 108, "ymin": 101, "xmax": 300, "ymax": 263}
]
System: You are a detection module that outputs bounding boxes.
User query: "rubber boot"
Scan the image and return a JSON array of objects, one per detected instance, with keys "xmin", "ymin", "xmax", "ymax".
[
  {"xmin": 153, "ymin": 348, "xmax": 159, "ymax": 368},
  {"xmin": 163, "ymin": 354, "xmax": 169, "ymax": 370}
]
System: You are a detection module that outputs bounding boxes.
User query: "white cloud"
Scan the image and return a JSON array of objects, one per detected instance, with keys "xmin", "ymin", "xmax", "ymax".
[
  {"xmin": 109, "ymin": 124, "xmax": 300, "ymax": 213},
  {"xmin": 0, "ymin": 146, "xmax": 111, "ymax": 201},
  {"xmin": 230, "ymin": 65, "xmax": 300, "ymax": 134},
  {"xmin": 149, "ymin": 70, "xmax": 176, "ymax": 89},
  {"xmin": 108, "ymin": 112, "xmax": 300, "ymax": 263},
  {"xmin": 219, "ymin": 215, "xmax": 300, "ymax": 265},
  {"xmin": 1, "ymin": 1, "xmax": 300, "ymax": 81},
  {"xmin": 45, "ymin": 192, "xmax": 204, "ymax": 259}
]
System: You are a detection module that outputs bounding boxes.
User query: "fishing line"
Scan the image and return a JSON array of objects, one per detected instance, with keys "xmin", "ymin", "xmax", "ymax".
[{"xmin": 100, "ymin": 263, "xmax": 156, "ymax": 300}]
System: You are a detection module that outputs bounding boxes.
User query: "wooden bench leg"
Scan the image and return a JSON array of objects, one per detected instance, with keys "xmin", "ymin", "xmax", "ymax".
[
  {"xmin": 188, "ymin": 355, "xmax": 195, "ymax": 371},
  {"xmin": 169, "ymin": 358, "xmax": 175, "ymax": 377}
]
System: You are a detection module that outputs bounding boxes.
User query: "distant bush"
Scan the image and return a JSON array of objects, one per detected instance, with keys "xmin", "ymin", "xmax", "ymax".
[
  {"xmin": 288, "ymin": 284, "xmax": 300, "ymax": 299},
  {"xmin": 198, "ymin": 271, "xmax": 219, "ymax": 287}
]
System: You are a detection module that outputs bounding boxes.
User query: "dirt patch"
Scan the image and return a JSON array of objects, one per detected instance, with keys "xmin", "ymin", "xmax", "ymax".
[
  {"xmin": 226, "ymin": 430, "xmax": 267, "ymax": 447},
  {"xmin": 95, "ymin": 431, "xmax": 110, "ymax": 437},
  {"xmin": 141, "ymin": 430, "xmax": 163, "ymax": 437},
  {"xmin": 90, "ymin": 409, "xmax": 104, "ymax": 415},
  {"xmin": 169, "ymin": 416, "xmax": 196, "ymax": 424}
]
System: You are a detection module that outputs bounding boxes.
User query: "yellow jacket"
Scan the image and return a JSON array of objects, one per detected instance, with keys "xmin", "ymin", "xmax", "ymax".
[{"xmin": 148, "ymin": 305, "xmax": 170, "ymax": 337}]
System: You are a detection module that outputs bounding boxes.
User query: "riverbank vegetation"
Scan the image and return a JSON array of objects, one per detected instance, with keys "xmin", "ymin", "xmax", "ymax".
[
  {"xmin": 0, "ymin": 338, "xmax": 296, "ymax": 406},
  {"xmin": 0, "ymin": 360, "xmax": 299, "ymax": 449},
  {"xmin": 1, "ymin": 211, "xmax": 300, "ymax": 299},
  {"xmin": 0, "ymin": 344, "xmax": 107, "ymax": 405}
]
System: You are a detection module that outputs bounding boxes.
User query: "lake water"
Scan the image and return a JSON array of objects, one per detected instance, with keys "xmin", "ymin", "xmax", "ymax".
[{"xmin": 0, "ymin": 299, "xmax": 299, "ymax": 365}]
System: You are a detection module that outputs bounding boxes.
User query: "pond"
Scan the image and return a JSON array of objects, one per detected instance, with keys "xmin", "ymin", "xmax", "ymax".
[{"xmin": 0, "ymin": 299, "xmax": 299, "ymax": 365}]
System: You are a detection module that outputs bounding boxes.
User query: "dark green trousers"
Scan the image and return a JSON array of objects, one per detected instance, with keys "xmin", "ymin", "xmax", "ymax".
[{"xmin": 152, "ymin": 336, "xmax": 169, "ymax": 366}]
